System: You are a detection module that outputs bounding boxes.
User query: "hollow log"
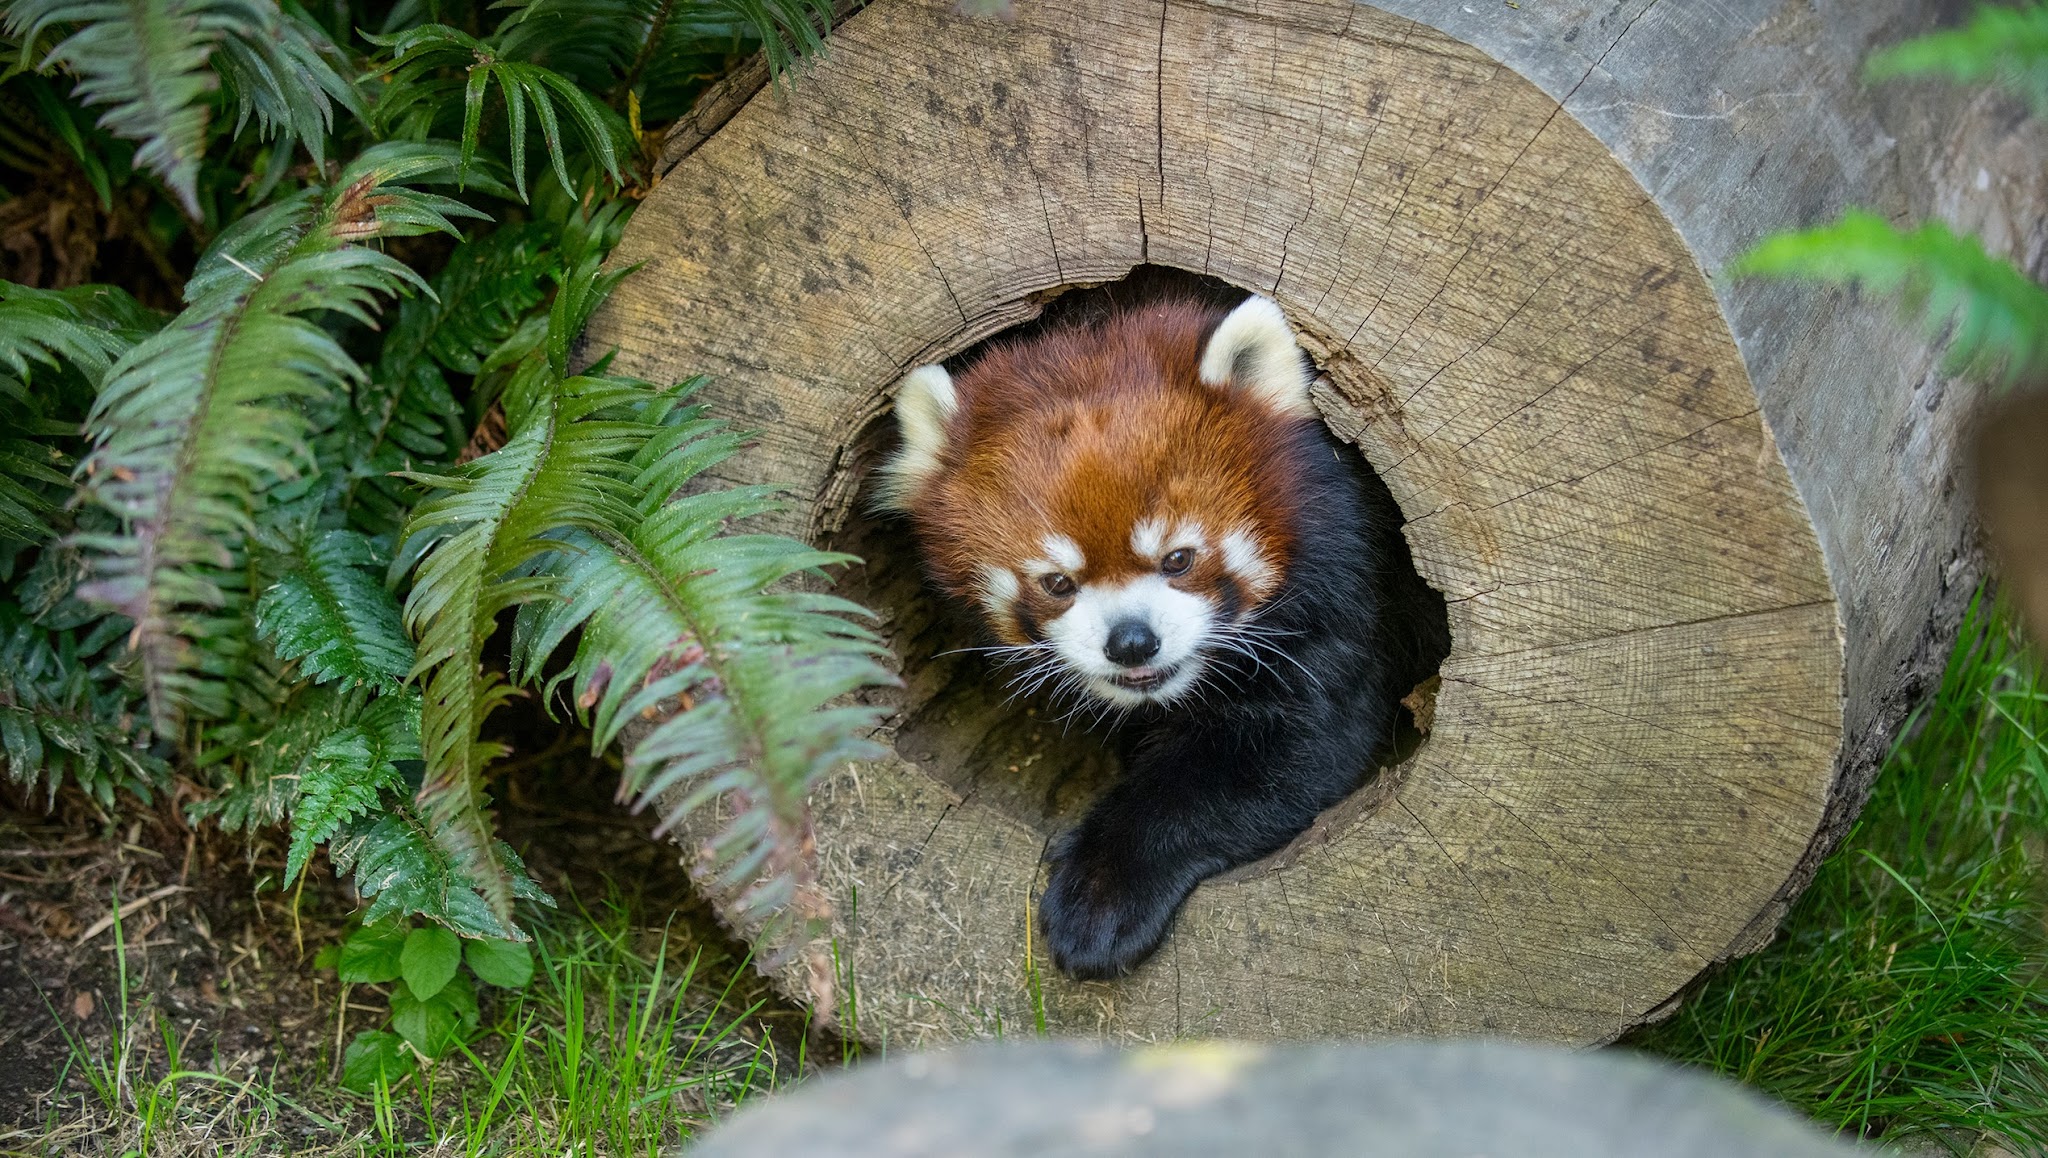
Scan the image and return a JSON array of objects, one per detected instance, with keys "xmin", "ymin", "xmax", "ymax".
[{"xmin": 584, "ymin": 0, "xmax": 2045, "ymax": 1044}]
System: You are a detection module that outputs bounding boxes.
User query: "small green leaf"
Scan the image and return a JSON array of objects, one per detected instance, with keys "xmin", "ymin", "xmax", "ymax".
[
  {"xmin": 1866, "ymin": 2, "xmax": 2048, "ymax": 114},
  {"xmin": 1732, "ymin": 211, "xmax": 2048, "ymax": 385},
  {"xmin": 390, "ymin": 973, "xmax": 477, "ymax": 1058},
  {"xmin": 400, "ymin": 925, "xmax": 461, "ymax": 999},
  {"xmin": 340, "ymin": 1030, "xmax": 415, "ymax": 1093},
  {"xmin": 463, "ymin": 936, "xmax": 533, "ymax": 989},
  {"xmin": 336, "ymin": 922, "xmax": 407, "ymax": 984},
  {"xmin": 312, "ymin": 943, "xmax": 340, "ymax": 971}
]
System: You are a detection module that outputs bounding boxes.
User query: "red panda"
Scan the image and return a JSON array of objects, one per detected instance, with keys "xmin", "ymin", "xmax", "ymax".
[{"xmin": 878, "ymin": 293, "xmax": 1447, "ymax": 980}]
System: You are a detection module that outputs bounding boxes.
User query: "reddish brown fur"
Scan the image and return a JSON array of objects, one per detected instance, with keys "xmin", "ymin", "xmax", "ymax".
[{"xmin": 901, "ymin": 300, "xmax": 1307, "ymax": 643}]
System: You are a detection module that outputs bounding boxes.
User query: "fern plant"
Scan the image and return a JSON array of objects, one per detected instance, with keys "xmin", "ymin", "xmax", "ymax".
[
  {"xmin": 1736, "ymin": 3, "xmax": 2048, "ymax": 387},
  {"xmin": 0, "ymin": 0, "xmax": 882, "ymax": 986}
]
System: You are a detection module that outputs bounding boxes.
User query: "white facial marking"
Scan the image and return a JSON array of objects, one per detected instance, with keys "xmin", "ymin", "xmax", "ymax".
[
  {"xmin": 976, "ymin": 564, "xmax": 1019, "ymax": 620},
  {"xmin": 1132, "ymin": 519, "xmax": 1206, "ymax": 563},
  {"xmin": 1041, "ymin": 574, "xmax": 1214, "ymax": 707},
  {"xmin": 1197, "ymin": 296, "xmax": 1316, "ymax": 419},
  {"xmin": 1131, "ymin": 518, "xmax": 1165, "ymax": 560},
  {"xmin": 1041, "ymin": 533, "xmax": 1084, "ymax": 573},
  {"xmin": 1221, "ymin": 529, "xmax": 1276, "ymax": 591},
  {"xmin": 875, "ymin": 365, "xmax": 959, "ymax": 512}
]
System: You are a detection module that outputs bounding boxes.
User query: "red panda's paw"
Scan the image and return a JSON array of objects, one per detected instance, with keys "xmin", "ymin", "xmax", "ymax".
[{"xmin": 1037, "ymin": 832, "xmax": 1196, "ymax": 981}]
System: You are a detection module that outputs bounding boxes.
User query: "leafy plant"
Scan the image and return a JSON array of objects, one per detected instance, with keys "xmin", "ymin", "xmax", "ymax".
[
  {"xmin": 1867, "ymin": 0, "xmax": 2048, "ymax": 113},
  {"xmin": 1734, "ymin": 2, "xmax": 2048, "ymax": 387},
  {"xmin": 0, "ymin": 0, "xmax": 881, "ymax": 1014},
  {"xmin": 328, "ymin": 917, "xmax": 530, "ymax": 1090},
  {"xmin": 4, "ymin": 0, "xmax": 362, "ymax": 217},
  {"xmin": 1735, "ymin": 212, "xmax": 2048, "ymax": 384}
]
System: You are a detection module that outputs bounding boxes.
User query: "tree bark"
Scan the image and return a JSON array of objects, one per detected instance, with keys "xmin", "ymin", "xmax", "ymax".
[{"xmin": 585, "ymin": 0, "xmax": 2045, "ymax": 1044}]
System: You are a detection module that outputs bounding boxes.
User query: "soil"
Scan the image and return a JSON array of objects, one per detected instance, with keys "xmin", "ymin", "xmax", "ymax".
[{"xmin": 0, "ymin": 720, "xmax": 807, "ymax": 1139}]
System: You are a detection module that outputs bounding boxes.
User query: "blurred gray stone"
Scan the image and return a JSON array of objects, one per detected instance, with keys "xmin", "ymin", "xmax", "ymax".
[{"xmin": 691, "ymin": 1039, "xmax": 1868, "ymax": 1156}]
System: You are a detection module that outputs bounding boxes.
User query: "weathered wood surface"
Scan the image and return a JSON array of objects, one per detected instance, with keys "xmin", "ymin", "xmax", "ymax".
[
  {"xmin": 692, "ymin": 1040, "xmax": 1870, "ymax": 1157},
  {"xmin": 584, "ymin": 0, "xmax": 2041, "ymax": 1043}
]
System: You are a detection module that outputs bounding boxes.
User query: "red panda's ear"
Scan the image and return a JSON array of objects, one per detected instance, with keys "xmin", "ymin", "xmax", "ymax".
[
  {"xmin": 875, "ymin": 364, "xmax": 958, "ymax": 512},
  {"xmin": 1197, "ymin": 296, "xmax": 1317, "ymax": 419}
]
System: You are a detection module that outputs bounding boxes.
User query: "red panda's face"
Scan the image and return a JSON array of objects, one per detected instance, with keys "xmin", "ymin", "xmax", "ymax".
[{"xmin": 877, "ymin": 296, "xmax": 1318, "ymax": 708}]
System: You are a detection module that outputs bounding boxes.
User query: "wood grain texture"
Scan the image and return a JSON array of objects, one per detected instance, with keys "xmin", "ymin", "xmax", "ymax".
[{"xmin": 587, "ymin": 0, "xmax": 1849, "ymax": 1043}]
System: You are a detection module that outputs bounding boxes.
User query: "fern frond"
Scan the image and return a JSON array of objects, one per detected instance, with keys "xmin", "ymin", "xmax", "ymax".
[
  {"xmin": 1733, "ymin": 211, "xmax": 2048, "ymax": 384},
  {"xmin": 1868, "ymin": 2, "xmax": 2048, "ymax": 114},
  {"xmin": 0, "ymin": 601, "xmax": 166, "ymax": 806},
  {"xmin": 416, "ymin": 223, "xmax": 559, "ymax": 377},
  {"xmin": 192, "ymin": 681, "xmax": 358, "ymax": 830},
  {"xmin": 396, "ymin": 358, "xmax": 657, "ymax": 926},
  {"xmin": 7, "ymin": 0, "xmax": 365, "ymax": 214},
  {"xmin": 206, "ymin": 0, "xmax": 363, "ymax": 167},
  {"xmin": 706, "ymin": 0, "xmax": 829, "ymax": 77},
  {"xmin": 328, "ymin": 811, "xmax": 551, "ymax": 937},
  {"xmin": 371, "ymin": 23, "xmax": 627, "ymax": 201},
  {"xmin": 6, "ymin": 0, "xmax": 217, "ymax": 215},
  {"xmin": 284, "ymin": 689, "xmax": 415, "ymax": 885},
  {"xmin": 512, "ymin": 387, "xmax": 890, "ymax": 935},
  {"xmin": 514, "ymin": 406, "xmax": 892, "ymax": 934},
  {"xmin": 257, "ymin": 528, "xmax": 413, "ymax": 692},
  {"xmin": 492, "ymin": 0, "xmax": 821, "ymax": 100},
  {"xmin": 74, "ymin": 142, "xmax": 485, "ymax": 730},
  {"xmin": 0, "ymin": 281, "xmax": 157, "ymax": 385},
  {"xmin": 0, "ymin": 283, "xmax": 159, "ymax": 544}
]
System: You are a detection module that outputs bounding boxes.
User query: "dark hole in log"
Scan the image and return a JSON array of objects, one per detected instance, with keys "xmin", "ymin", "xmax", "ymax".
[{"xmin": 829, "ymin": 266, "xmax": 1448, "ymax": 841}]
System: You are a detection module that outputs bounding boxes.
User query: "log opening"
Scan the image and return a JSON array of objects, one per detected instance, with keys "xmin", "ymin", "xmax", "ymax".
[{"xmin": 825, "ymin": 265, "xmax": 1450, "ymax": 841}]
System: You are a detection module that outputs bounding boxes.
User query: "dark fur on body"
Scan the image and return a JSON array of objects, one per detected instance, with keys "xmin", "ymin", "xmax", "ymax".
[{"xmin": 1036, "ymin": 417, "xmax": 1447, "ymax": 979}]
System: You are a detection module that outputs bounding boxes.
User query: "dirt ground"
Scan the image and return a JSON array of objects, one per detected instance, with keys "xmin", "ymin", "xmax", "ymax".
[{"xmin": 0, "ymin": 731, "xmax": 805, "ymax": 1146}]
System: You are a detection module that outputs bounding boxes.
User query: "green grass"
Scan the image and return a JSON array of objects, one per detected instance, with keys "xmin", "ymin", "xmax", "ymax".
[
  {"xmin": 1628, "ymin": 593, "xmax": 2048, "ymax": 1152},
  {"xmin": 14, "ymin": 891, "xmax": 792, "ymax": 1156}
]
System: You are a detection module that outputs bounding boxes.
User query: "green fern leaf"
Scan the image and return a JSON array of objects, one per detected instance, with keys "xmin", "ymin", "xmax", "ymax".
[
  {"xmin": 284, "ymin": 690, "xmax": 416, "ymax": 885},
  {"xmin": 0, "ymin": 283, "xmax": 164, "ymax": 544},
  {"xmin": 0, "ymin": 601, "xmax": 166, "ymax": 807},
  {"xmin": 1868, "ymin": 2, "xmax": 2048, "ymax": 114},
  {"xmin": 420, "ymin": 224, "xmax": 558, "ymax": 375},
  {"xmin": 192, "ymin": 681, "xmax": 361, "ymax": 831},
  {"xmin": 320, "ymin": 222, "xmax": 557, "ymax": 537},
  {"xmin": 257, "ymin": 528, "xmax": 414, "ymax": 692},
  {"xmin": 7, "ymin": 0, "xmax": 367, "ymax": 215},
  {"xmin": 1733, "ymin": 211, "xmax": 2048, "ymax": 384},
  {"xmin": 6, "ymin": 0, "xmax": 217, "ymax": 216},
  {"xmin": 328, "ymin": 812, "xmax": 550, "ymax": 938},
  {"xmin": 206, "ymin": 0, "xmax": 363, "ymax": 167},
  {"xmin": 396, "ymin": 358, "xmax": 656, "ymax": 926},
  {"xmin": 0, "ymin": 281, "xmax": 157, "ymax": 386},
  {"xmin": 513, "ymin": 400, "xmax": 892, "ymax": 937},
  {"xmin": 371, "ymin": 23, "xmax": 628, "ymax": 201},
  {"xmin": 73, "ymin": 143, "xmax": 484, "ymax": 729},
  {"xmin": 491, "ymin": 0, "xmax": 826, "ymax": 106},
  {"xmin": 328, "ymin": 356, "xmax": 465, "ymax": 539}
]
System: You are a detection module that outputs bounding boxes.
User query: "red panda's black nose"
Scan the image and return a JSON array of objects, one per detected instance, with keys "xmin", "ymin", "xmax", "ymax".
[{"xmin": 1104, "ymin": 620, "xmax": 1161, "ymax": 667}]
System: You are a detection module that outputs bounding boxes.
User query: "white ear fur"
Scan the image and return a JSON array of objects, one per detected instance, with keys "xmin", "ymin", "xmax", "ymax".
[
  {"xmin": 874, "ymin": 364, "xmax": 959, "ymax": 512},
  {"xmin": 1197, "ymin": 295, "xmax": 1316, "ymax": 419}
]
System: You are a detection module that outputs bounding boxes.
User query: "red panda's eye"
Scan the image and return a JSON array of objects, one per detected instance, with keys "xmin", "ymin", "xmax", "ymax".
[
  {"xmin": 1040, "ymin": 573, "xmax": 1076, "ymax": 598},
  {"xmin": 1161, "ymin": 549, "xmax": 1194, "ymax": 576}
]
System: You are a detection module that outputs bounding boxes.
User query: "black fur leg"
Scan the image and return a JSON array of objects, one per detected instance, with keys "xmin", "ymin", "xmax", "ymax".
[{"xmin": 1037, "ymin": 822, "xmax": 1210, "ymax": 979}]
